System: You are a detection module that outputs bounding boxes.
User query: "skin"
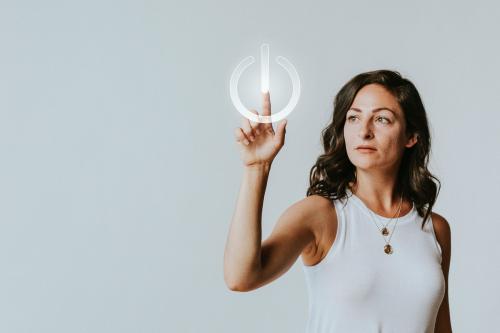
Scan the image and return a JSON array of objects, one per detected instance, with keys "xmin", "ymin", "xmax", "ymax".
[
  {"xmin": 344, "ymin": 83, "xmax": 417, "ymax": 212},
  {"xmin": 225, "ymin": 86, "xmax": 452, "ymax": 332}
]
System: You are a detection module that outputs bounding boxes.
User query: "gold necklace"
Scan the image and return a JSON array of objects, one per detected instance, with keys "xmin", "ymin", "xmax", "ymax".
[
  {"xmin": 379, "ymin": 196, "xmax": 402, "ymax": 237},
  {"xmin": 366, "ymin": 195, "xmax": 403, "ymax": 255}
]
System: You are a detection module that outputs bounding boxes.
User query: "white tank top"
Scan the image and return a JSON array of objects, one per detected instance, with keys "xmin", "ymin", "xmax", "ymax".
[{"xmin": 301, "ymin": 189, "xmax": 445, "ymax": 333}]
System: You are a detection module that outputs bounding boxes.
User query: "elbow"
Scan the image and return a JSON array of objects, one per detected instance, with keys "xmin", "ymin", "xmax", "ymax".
[
  {"xmin": 223, "ymin": 256, "xmax": 259, "ymax": 292},
  {"xmin": 227, "ymin": 282, "xmax": 248, "ymax": 292},
  {"xmin": 224, "ymin": 272, "xmax": 252, "ymax": 292},
  {"xmin": 225, "ymin": 278, "xmax": 248, "ymax": 292}
]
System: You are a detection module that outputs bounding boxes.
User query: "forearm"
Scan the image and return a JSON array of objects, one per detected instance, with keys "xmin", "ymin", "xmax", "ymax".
[{"xmin": 224, "ymin": 163, "xmax": 271, "ymax": 289}]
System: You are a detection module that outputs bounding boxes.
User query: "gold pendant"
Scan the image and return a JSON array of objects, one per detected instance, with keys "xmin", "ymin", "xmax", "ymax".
[
  {"xmin": 381, "ymin": 227, "xmax": 389, "ymax": 236},
  {"xmin": 384, "ymin": 244, "xmax": 393, "ymax": 254}
]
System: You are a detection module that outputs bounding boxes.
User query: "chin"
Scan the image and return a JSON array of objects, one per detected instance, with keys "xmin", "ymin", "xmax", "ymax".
[
  {"xmin": 348, "ymin": 152, "xmax": 375, "ymax": 163},
  {"xmin": 349, "ymin": 158, "xmax": 380, "ymax": 170}
]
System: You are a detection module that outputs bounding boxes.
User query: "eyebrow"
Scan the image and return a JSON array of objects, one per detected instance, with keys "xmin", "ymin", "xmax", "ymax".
[{"xmin": 348, "ymin": 107, "xmax": 396, "ymax": 115}]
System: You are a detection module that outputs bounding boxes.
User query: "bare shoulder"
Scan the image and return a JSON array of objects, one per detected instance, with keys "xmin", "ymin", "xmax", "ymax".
[
  {"xmin": 297, "ymin": 195, "xmax": 337, "ymax": 263},
  {"xmin": 281, "ymin": 194, "xmax": 333, "ymax": 223},
  {"xmin": 301, "ymin": 194, "xmax": 337, "ymax": 226},
  {"xmin": 431, "ymin": 212, "xmax": 451, "ymax": 246},
  {"xmin": 301, "ymin": 194, "xmax": 336, "ymax": 211},
  {"xmin": 431, "ymin": 212, "xmax": 452, "ymax": 267},
  {"xmin": 270, "ymin": 194, "xmax": 334, "ymax": 246},
  {"xmin": 291, "ymin": 194, "xmax": 335, "ymax": 229}
]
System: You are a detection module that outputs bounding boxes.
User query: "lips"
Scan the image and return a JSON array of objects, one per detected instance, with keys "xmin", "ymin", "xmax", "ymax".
[{"xmin": 356, "ymin": 145, "xmax": 376, "ymax": 150}]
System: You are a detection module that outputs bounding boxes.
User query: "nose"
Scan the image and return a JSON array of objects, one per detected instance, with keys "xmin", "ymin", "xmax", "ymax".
[{"xmin": 358, "ymin": 120, "xmax": 374, "ymax": 140}]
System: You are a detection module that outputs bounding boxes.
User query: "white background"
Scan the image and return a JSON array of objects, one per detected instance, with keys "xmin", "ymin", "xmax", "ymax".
[{"xmin": 1, "ymin": 0, "xmax": 499, "ymax": 332}]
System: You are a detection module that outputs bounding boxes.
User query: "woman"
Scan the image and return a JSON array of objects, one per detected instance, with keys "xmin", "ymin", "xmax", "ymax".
[{"xmin": 224, "ymin": 69, "xmax": 452, "ymax": 333}]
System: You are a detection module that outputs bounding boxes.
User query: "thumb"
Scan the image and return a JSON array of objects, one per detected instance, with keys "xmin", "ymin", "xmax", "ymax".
[{"xmin": 274, "ymin": 119, "xmax": 287, "ymax": 145}]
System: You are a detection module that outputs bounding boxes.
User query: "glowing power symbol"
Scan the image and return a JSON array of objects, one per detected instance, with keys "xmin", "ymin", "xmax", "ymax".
[{"xmin": 230, "ymin": 44, "xmax": 301, "ymax": 123}]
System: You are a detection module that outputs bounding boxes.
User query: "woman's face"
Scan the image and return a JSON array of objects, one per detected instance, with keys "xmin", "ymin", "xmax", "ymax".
[{"xmin": 343, "ymin": 83, "xmax": 417, "ymax": 172}]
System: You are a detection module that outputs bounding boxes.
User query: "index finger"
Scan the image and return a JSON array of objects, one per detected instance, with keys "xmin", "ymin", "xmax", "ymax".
[{"xmin": 262, "ymin": 91, "xmax": 271, "ymax": 118}]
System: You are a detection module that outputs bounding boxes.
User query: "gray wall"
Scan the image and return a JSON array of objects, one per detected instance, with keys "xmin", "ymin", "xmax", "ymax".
[{"xmin": 1, "ymin": 0, "xmax": 499, "ymax": 332}]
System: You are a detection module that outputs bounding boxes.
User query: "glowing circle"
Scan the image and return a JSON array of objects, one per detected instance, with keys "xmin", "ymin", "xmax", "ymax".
[{"xmin": 229, "ymin": 43, "xmax": 301, "ymax": 123}]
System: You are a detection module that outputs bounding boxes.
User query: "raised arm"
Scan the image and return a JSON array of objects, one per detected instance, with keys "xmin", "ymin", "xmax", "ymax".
[
  {"xmin": 224, "ymin": 176, "xmax": 322, "ymax": 292},
  {"xmin": 224, "ymin": 91, "xmax": 319, "ymax": 292}
]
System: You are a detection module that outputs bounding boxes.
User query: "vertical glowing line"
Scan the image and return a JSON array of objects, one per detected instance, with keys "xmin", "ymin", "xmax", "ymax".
[
  {"xmin": 260, "ymin": 43, "xmax": 269, "ymax": 93},
  {"xmin": 230, "ymin": 43, "xmax": 300, "ymax": 123}
]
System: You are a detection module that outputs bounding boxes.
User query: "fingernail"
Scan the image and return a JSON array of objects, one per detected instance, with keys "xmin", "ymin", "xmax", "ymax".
[
  {"xmin": 256, "ymin": 129, "xmax": 260, "ymax": 135},
  {"xmin": 244, "ymin": 139, "xmax": 249, "ymax": 145},
  {"xmin": 250, "ymin": 135, "xmax": 255, "ymax": 141}
]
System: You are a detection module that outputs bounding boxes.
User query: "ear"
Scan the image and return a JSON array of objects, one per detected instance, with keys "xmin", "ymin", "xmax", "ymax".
[{"xmin": 405, "ymin": 132, "xmax": 418, "ymax": 148}]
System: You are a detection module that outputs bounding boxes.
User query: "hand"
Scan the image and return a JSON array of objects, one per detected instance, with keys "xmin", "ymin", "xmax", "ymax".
[{"xmin": 233, "ymin": 91, "xmax": 288, "ymax": 167}]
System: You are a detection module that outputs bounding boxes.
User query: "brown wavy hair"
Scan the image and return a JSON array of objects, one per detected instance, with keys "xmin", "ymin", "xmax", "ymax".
[{"xmin": 306, "ymin": 69, "xmax": 440, "ymax": 229}]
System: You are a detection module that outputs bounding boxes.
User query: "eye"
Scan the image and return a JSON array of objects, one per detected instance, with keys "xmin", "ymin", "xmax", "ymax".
[
  {"xmin": 377, "ymin": 116, "xmax": 390, "ymax": 124},
  {"xmin": 347, "ymin": 115, "xmax": 357, "ymax": 122}
]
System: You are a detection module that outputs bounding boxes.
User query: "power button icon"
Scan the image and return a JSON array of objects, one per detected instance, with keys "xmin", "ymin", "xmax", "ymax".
[{"xmin": 229, "ymin": 43, "xmax": 301, "ymax": 123}]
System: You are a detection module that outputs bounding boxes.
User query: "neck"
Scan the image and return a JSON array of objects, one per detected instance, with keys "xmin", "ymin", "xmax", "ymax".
[{"xmin": 349, "ymin": 169, "xmax": 406, "ymax": 217}]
